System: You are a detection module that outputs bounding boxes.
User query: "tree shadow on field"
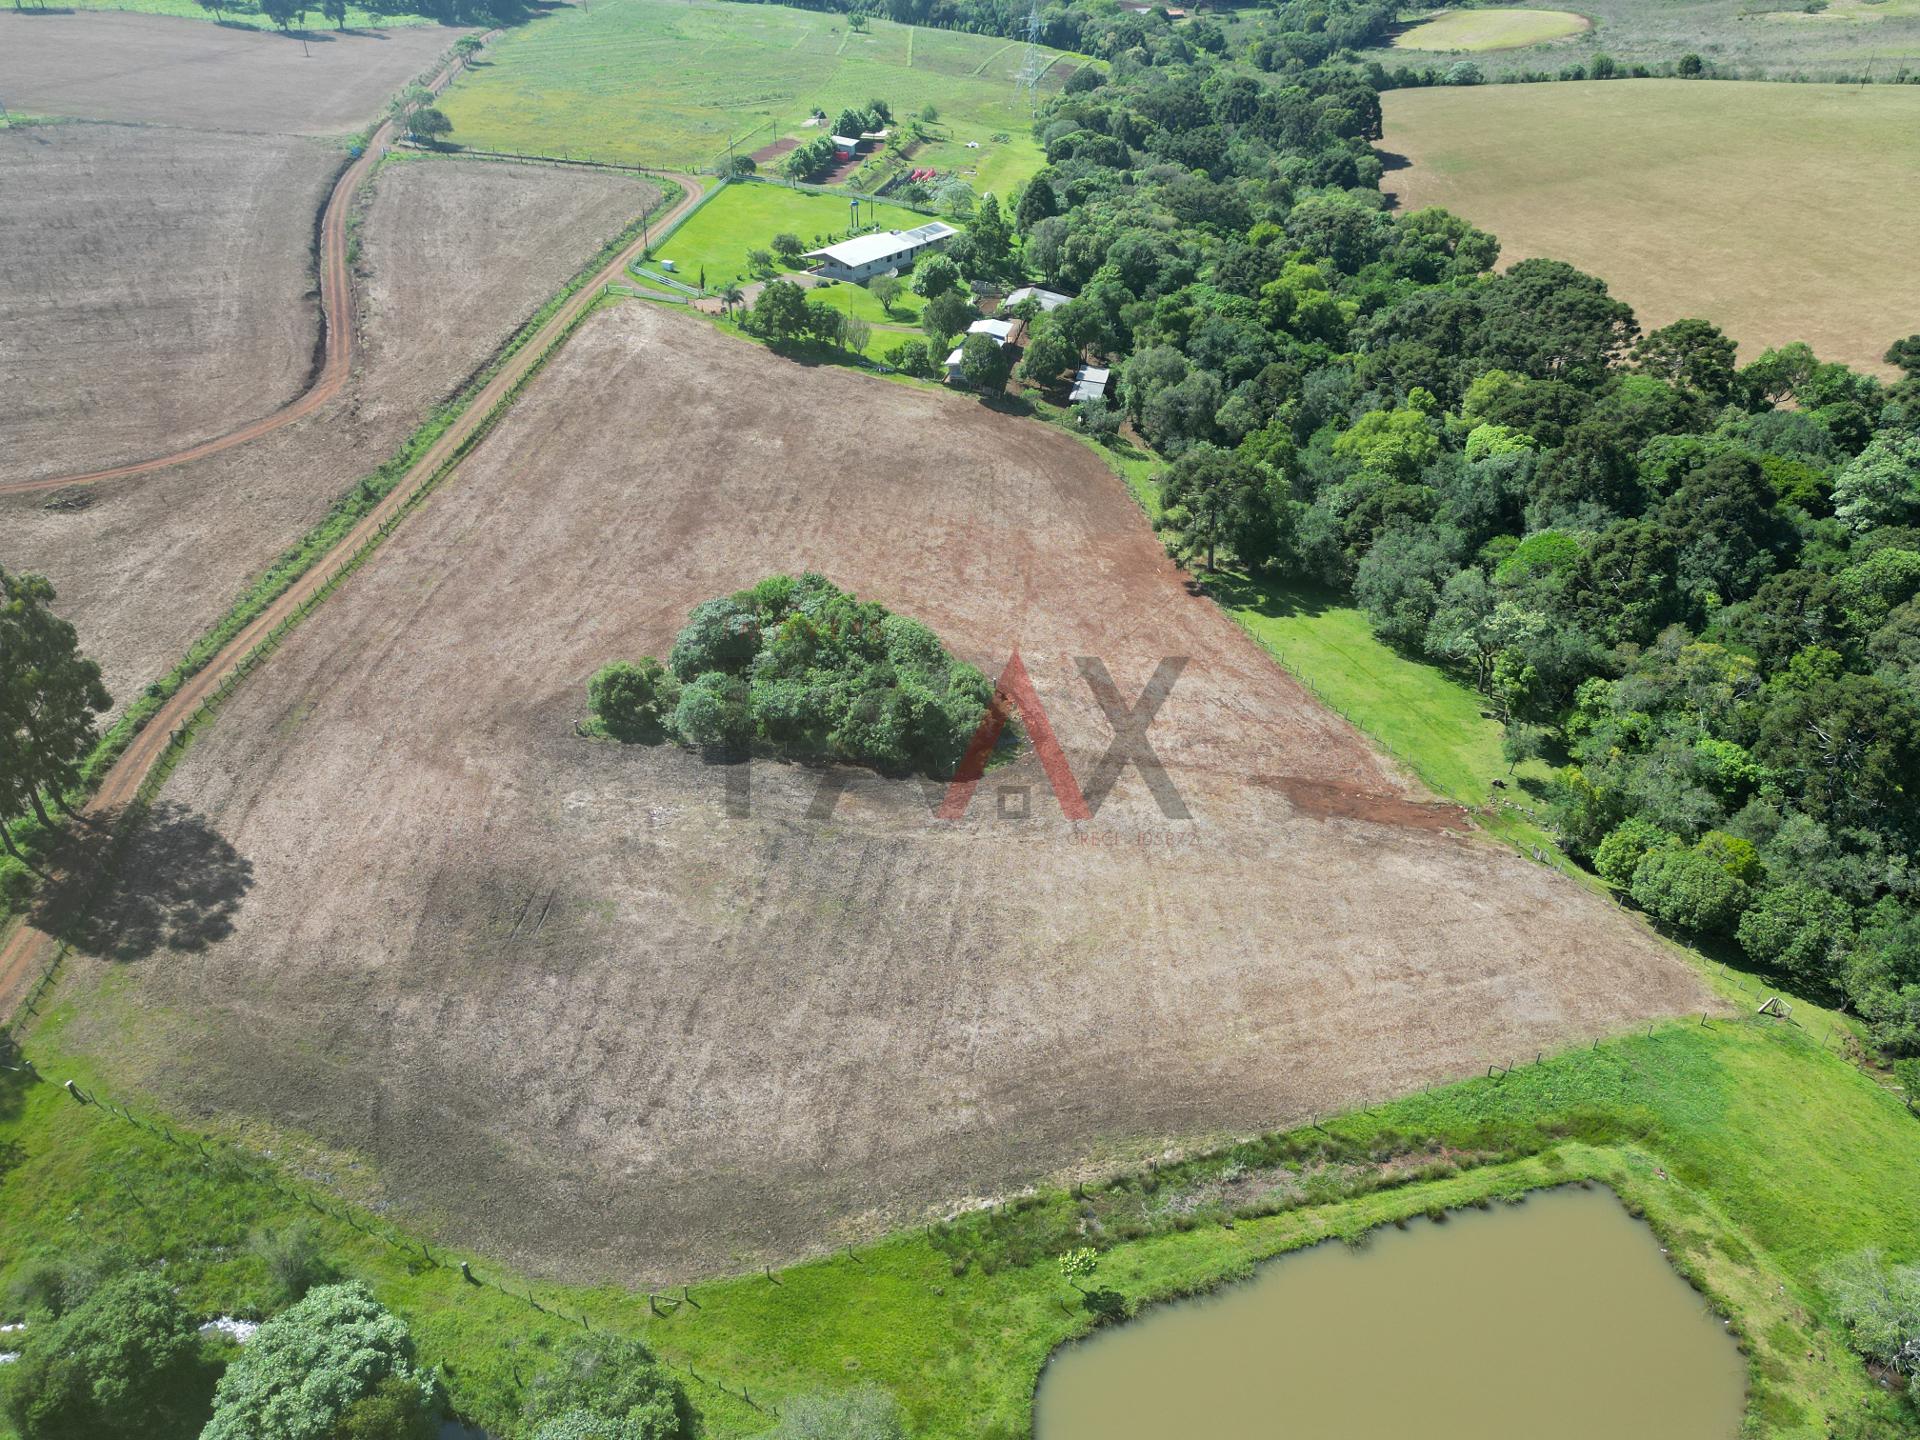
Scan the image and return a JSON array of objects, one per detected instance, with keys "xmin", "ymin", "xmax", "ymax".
[{"xmin": 31, "ymin": 803, "xmax": 253, "ymax": 964}]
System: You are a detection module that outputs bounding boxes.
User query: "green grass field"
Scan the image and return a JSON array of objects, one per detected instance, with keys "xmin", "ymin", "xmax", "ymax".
[
  {"xmin": 649, "ymin": 182, "xmax": 932, "ymax": 324},
  {"xmin": 1391, "ymin": 7, "xmax": 1592, "ymax": 50},
  {"xmin": 437, "ymin": 0, "xmax": 1072, "ymax": 179},
  {"xmin": 1381, "ymin": 79, "xmax": 1920, "ymax": 376}
]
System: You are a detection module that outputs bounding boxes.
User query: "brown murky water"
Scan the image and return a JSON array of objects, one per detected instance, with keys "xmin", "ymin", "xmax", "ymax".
[{"xmin": 1034, "ymin": 1185, "xmax": 1747, "ymax": 1439}]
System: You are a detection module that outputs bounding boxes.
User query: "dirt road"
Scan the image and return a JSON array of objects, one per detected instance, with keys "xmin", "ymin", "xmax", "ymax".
[
  {"xmin": 0, "ymin": 40, "xmax": 482, "ymax": 499},
  {"xmin": 0, "ymin": 175, "xmax": 704, "ymax": 1017}
]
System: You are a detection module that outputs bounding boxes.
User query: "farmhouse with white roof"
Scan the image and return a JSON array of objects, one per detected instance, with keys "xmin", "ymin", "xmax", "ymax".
[{"xmin": 804, "ymin": 221, "xmax": 959, "ymax": 283}]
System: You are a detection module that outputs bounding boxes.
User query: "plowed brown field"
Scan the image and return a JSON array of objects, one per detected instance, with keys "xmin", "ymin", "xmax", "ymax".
[
  {"xmin": 53, "ymin": 304, "xmax": 1709, "ymax": 1285},
  {"xmin": 1, "ymin": 158, "xmax": 661, "ymax": 708},
  {"xmin": 0, "ymin": 11, "xmax": 460, "ymax": 134},
  {"xmin": 0, "ymin": 124, "xmax": 339, "ymax": 488}
]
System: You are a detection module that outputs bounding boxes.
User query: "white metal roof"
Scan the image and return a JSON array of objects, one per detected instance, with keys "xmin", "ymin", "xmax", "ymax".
[
  {"xmin": 1006, "ymin": 286, "xmax": 1071, "ymax": 311},
  {"xmin": 803, "ymin": 221, "xmax": 958, "ymax": 270},
  {"xmin": 967, "ymin": 318, "xmax": 1014, "ymax": 341}
]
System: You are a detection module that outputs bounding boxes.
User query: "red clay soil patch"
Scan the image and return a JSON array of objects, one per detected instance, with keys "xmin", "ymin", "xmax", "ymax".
[
  {"xmin": 56, "ymin": 304, "xmax": 1710, "ymax": 1286},
  {"xmin": 0, "ymin": 11, "xmax": 462, "ymax": 135},
  {"xmin": 1, "ymin": 158, "xmax": 660, "ymax": 711},
  {"xmin": 1255, "ymin": 775, "xmax": 1470, "ymax": 831},
  {"xmin": 749, "ymin": 136, "xmax": 799, "ymax": 164}
]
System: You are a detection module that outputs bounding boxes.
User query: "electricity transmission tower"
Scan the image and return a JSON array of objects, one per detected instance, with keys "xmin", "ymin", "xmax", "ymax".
[{"xmin": 1016, "ymin": 0, "xmax": 1045, "ymax": 117}]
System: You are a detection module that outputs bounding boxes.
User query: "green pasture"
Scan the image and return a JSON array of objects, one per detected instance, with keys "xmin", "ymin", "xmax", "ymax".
[
  {"xmin": 437, "ymin": 0, "xmax": 1072, "ymax": 178},
  {"xmin": 651, "ymin": 182, "xmax": 928, "ymax": 298},
  {"xmin": 1390, "ymin": 6, "xmax": 1592, "ymax": 50}
]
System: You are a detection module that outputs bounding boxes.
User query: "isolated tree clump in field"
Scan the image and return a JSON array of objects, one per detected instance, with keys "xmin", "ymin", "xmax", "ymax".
[
  {"xmin": 586, "ymin": 573, "xmax": 997, "ymax": 777},
  {"xmin": 200, "ymin": 1283, "xmax": 436, "ymax": 1440}
]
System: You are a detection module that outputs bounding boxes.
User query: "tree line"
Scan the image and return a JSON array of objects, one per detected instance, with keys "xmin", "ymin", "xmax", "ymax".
[{"xmin": 993, "ymin": 0, "xmax": 1920, "ymax": 1068}]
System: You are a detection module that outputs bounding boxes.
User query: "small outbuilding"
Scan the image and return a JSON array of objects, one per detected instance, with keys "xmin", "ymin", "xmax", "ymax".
[
  {"xmin": 1069, "ymin": 364, "xmax": 1111, "ymax": 404},
  {"xmin": 1002, "ymin": 285, "xmax": 1072, "ymax": 313}
]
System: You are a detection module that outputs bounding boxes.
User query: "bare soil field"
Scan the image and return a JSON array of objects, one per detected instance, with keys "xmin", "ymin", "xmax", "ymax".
[
  {"xmin": 54, "ymin": 304, "xmax": 1710, "ymax": 1285},
  {"xmin": 0, "ymin": 124, "xmax": 339, "ymax": 487},
  {"xmin": 0, "ymin": 158, "xmax": 660, "ymax": 710},
  {"xmin": 1381, "ymin": 80, "xmax": 1920, "ymax": 374},
  {"xmin": 0, "ymin": 11, "xmax": 460, "ymax": 134}
]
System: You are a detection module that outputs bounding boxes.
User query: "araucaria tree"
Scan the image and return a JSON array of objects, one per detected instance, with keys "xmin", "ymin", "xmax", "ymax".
[{"xmin": 0, "ymin": 567, "xmax": 111, "ymax": 854}]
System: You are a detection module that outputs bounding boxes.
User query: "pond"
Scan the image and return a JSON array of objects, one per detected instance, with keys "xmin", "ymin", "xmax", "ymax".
[{"xmin": 1033, "ymin": 1185, "xmax": 1747, "ymax": 1440}]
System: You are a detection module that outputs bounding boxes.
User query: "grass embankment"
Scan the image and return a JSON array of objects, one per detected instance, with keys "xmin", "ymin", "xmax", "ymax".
[
  {"xmin": 436, "ymin": 0, "xmax": 1063, "ymax": 180},
  {"xmin": 5, "ymin": 995, "xmax": 1916, "ymax": 1437},
  {"xmin": 1380, "ymin": 80, "xmax": 1920, "ymax": 376},
  {"xmin": 0, "ymin": 184, "xmax": 681, "ymax": 922}
]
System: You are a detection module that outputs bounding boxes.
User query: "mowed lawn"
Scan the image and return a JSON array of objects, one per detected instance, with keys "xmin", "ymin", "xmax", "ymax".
[
  {"xmin": 1391, "ymin": 7, "xmax": 1591, "ymax": 50},
  {"xmin": 657, "ymin": 183, "xmax": 924, "ymax": 290},
  {"xmin": 1381, "ymin": 80, "xmax": 1920, "ymax": 374},
  {"xmin": 439, "ymin": 0, "xmax": 1072, "ymax": 176}
]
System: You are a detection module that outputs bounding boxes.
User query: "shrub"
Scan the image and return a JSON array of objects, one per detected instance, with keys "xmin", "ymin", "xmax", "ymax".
[
  {"xmin": 670, "ymin": 672, "xmax": 752, "ymax": 748},
  {"xmin": 251, "ymin": 1223, "xmax": 339, "ymax": 1307},
  {"xmin": 759, "ymin": 1386, "xmax": 904, "ymax": 1440},
  {"xmin": 1593, "ymin": 817, "xmax": 1676, "ymax": 890},
  {"xmin": 1629, "ymin": 847, "xmax": 1748, "ymax": 934},
  {"xmin": 883, "ymin": 338, "xmax": 940, "ymax": 378},
  {"xmin": 521, "ymin": 1336, "xmax": 693, "ymax": 1440},
  {"xmin": 1823, "ymin": 1250, "xmax": 1920, "ymax": 1376},
  {"xmin": 201, "ymin": 1282, "xmax": 436, "ymax": 1440},
  {"xmin": 588, "ymin": 659, "xmax": 681, "ymax": 743},
  {"xmin": 2, "ymin": 1272, "xmax": 216, "ymax": 1440}
]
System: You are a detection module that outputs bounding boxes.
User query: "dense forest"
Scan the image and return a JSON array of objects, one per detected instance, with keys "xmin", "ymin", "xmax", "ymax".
[{"xmin": 991, "ymin": 0, "xmax": 1920, "ymax": 1066}]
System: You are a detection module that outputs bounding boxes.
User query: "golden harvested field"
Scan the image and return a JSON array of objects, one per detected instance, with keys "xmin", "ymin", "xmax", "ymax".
[
  {"xmin": 1391, "ymin": 7, "xmax": 1591, "ymax": 51},
  {"xmin": 1381, "ymin": 79, "xmax": 1920, "ymax": 374}
]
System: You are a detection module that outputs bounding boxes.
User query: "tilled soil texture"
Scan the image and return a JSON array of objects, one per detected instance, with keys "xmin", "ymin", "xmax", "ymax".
[
  {"xmin": 1, "ymin": 159, "xmax": 660, "ymax": 711},
  {"xmin": 0, "ymin": 11, "xmax": 461, "ymax": 135},
  {"xmin": 60, "ymin": 304, "xmax": 1713, "ymax": 1286},
  {"xmin": 0, "ymin": 124, "xmax": 339, "ymax": 488}
]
